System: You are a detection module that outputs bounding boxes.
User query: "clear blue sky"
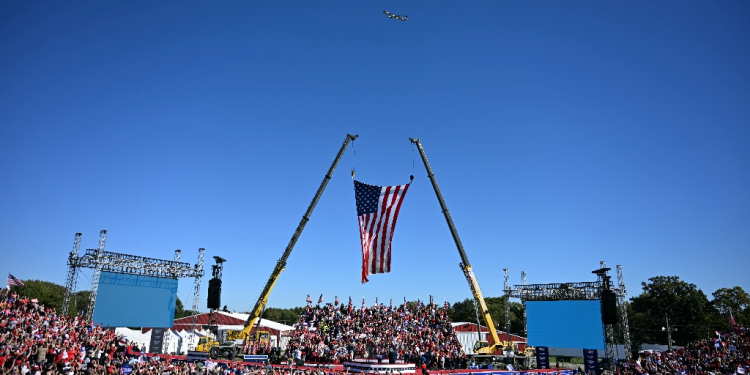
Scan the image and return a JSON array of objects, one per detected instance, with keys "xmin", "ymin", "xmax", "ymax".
[{"xmin": 1, "ymin": 1, "xmax": 748, "ymax": 313}]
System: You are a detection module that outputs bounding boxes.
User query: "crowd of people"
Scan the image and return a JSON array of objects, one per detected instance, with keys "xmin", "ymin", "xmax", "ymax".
[
  {"xmin": 7, "ymin": 284, "xmax": 749, "ymax": 375},
  {"xmin": 0, "ymin": 288, "xmax": 316, "ymax": 375},
  {"xmin": 618, "ymin": 323, "xmax": 748, "ymax": 375},
  {"xmin": 284, "ymin": 299, "xmax": 466, "ymax": 369}
]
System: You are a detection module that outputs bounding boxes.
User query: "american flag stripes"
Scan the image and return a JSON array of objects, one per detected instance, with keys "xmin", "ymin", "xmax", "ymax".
[
  {"xmin": 335, "ymin": 296, "xmax": 339, "ymax": 306},
  {"xmin": 306, "ymin": 295, "xmax": 312, "ymax": 305},
  {"xmin": 7, "ymin": 274, "xmax": 24, "ymax": 287},
  {"xmin": 317, "ymin": 294, "xmax": 323, "ymax": 305},
  {"xmin": 354, "ymin": 180, "xmax": 410, "ymax": 283}
]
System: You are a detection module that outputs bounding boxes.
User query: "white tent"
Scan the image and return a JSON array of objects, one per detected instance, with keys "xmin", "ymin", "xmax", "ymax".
[
  {"xmin": 173, "ymin": 329, "xmax": 209, "ymax": 353},
  {"xmin": 115, "ymin": 328, "xmax": 152, "ymax": 352},
  {"xmin": 114, "ymin": 328, "xmax": 208, "ymax": 354},
  {"xmin": 455, "ymin": 331, "xmax": 487, "ymax": 355}
]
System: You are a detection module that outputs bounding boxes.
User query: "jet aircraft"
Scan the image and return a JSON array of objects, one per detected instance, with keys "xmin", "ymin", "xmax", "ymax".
[{"xmin": 383, "ymin": 10, "xmax": 407, "ymax": 21}]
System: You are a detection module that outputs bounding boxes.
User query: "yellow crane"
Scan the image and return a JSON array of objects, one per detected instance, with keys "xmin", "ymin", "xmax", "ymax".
[
  {"xmin": 220, "ymin": 135, "xmax": 358, "ymax": 356},
  {"xmin": 410, "ymin": 138, "xmax": 532, "ymax": 364}
]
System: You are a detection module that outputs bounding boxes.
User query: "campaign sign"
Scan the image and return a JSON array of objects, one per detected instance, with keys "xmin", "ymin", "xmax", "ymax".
[
  {"xmin": 121, "ymin": 364, "xmax": 133, "ymax": 374},
  {"xmin": 149, "ymin": 328, "xmax": 166, "ymax": 354},
  {"xmin": 536, "ymin": 346, "xmax": 549, "ymax": 369},
  {"xmin": 583, "ymin": 349, "xmax": 599, "ymax": 375},
  {"xmin": 729, "ymin": 345, "xmax": 737, "ymax": 352}
]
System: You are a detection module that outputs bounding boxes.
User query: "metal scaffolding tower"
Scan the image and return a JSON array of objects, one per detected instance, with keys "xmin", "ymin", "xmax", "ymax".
[
  {"xmin": 62, "ymin": 233, "xmax": 83, "ymax": 316},
  {"xmin": 503, "ymin": 268, "xmax": 511, "ymax": 336},
  {"xmin": 597, "ymin": 261, "xmax": 616, "ymax": 372},
  {"xmin": 521, "ymin": 271, "xmax": 527, "ymax": 337},
  {"xmin": 188, "ymin": 248, "xmax": 205, "ymax": 350},
  {"xmin": 208, "ymin": 256, "xmax": 226, "ymax": 337},
  {"xmin": 505, "ymin": 261, "xmax": 628, "ymax": 371},
  {"xmin": 617, "ymin": 265, "xmax": 631, "ymax": 359},
  {"xmin": 86, "ymin": 230, "xmax": 108, "ymax": 321},
  {"xmin": 61, "ymin": 231, "xmax": 205, "ymax": 323}
]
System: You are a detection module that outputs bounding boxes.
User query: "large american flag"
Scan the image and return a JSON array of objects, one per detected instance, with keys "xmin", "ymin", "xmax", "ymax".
[
  {"xmin": 354, "ymin": 180, "xmax": 410, "ymax": 283},
  {"xmin": 7, "ymin": 274, "xmax": 24, "ymax": 287}
]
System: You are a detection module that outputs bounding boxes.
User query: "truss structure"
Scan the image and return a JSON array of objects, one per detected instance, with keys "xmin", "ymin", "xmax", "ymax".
[
  {"xmin": 187, "ymin": 249, "xmax": 205, "ymax": 350},
  {"xmin": 504, "ymin": 261, "xmax": 630, "ymax": 371},
  {"xmin": 62, "ymin": 231, "xmax": 205, "ymax": 324},
  {"xmin": 617, "ymin": 265, "xmax": 631, "ymax": 359},
  {"xmin": 62, "ymin": 233, "xmax": 83, "ymax": 316},
  {"xmin": 507, "ymin": 280, "xmax": 615, "ymax": 301},
  {"xmin": 598, "ymin": 261, "xmax": 615, "ymax": 371},
  {"xmin": 521, "ymin": 271, "xmax": 527, "ymax": 337},
  {"xmin": 503, "ymin": 268, "xmax": 511, "ymax": 337}
]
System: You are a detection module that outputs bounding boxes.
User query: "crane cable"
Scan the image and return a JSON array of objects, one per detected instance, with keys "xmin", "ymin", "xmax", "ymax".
[
  {"xmin": 350, "ymin": 138, "xmax": 356, "ymax": 179},
  {"xmin": 410, "ymin": 141, "xmax": 415, "ymax": 182}
]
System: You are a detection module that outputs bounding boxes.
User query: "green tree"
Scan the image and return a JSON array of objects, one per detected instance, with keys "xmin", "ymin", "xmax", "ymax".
[
  {"xmin": 10, "ymin": 279, "xmax": 66, "ymax": 311},
  {"xmin": 629, "ymin": 276, "xmax": 716, "ymax": 345},
  {"xmin": 68, "ymin": 290, "xmax": 91, "ymax": 316},
  {"xmin": 712, "ymin": 286, "xmax": 750, "ymax": 327},
  {"xmin": 448, "ymin": 297, "xmax": 525, "ymax": 336},
  {"xmin": 262, "ymin": 307, "xmax": 305, "ymax": 325},
  {"xmin": 174, "ymin": 296, "xmax": 199, "ymax": 319}
]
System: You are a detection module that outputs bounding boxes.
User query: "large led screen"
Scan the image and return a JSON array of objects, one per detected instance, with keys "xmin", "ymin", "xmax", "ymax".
[
  {"xmin": 526, "ymin": 300, "xmax": 604, "ymax": 350},
  {"xmin": 92, "ymin": 272, "xmax": 177, "ymax": 328}
]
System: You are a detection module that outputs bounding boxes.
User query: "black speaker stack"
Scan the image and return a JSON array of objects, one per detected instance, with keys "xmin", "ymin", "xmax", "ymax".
[
  {"xmin": 600, "ymin": 289, "xmax": 618, "ymax": 325},
  {"xmin": 207, "ymin": 277, "xmax": 222, "ymax": 310}
]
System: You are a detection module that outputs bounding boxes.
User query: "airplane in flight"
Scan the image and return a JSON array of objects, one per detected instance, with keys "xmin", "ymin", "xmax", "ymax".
[{"xmin": 383, "ymin": 10, "xmax": 407, "ymax": 21}]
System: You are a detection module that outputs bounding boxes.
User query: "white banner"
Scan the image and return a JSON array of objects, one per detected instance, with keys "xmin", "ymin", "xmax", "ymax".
[
  {"xmin": 187, "ymin": 351, "xmax": 209, "ymax": 361},
  {"xmin": 342, "ymin": 362, "xmax": 415, "ymax": 374}
]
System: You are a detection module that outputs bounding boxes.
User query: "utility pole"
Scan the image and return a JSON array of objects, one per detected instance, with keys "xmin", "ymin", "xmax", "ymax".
[{"xmin": 665, "ymin": 314, "xmax": 672, "ymax": 352}]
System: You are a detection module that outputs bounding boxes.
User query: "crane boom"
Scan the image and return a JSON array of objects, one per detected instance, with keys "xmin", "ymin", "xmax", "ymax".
[
  {"xmin": 409, "ymin": 137, "xmax": 502, "ymax": 351},
  {"xmin": 233, "ymin": 134, "xmax": 358, "ymax": 340}
]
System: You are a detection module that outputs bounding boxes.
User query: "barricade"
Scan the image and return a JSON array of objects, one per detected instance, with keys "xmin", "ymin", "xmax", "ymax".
[
  {"xmin": 186, "ymin": 351, "xmax": 209, "ymax": 361},
  {"xmin": 244, "ymin": 355, "xmax": 269, "ymax": 364},
  {"xmin": 342, "ymin": 361, "xmax": 416, "ymax": 373}
]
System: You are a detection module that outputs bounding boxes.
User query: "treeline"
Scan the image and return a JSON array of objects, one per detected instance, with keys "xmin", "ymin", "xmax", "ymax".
[
  {"xmin": 9, "ymin": 276, "xmax": 749, "ymax": 347},
  {"xmin": 626, "ymin": 276, "xmax": 748, "ymax": 346}
]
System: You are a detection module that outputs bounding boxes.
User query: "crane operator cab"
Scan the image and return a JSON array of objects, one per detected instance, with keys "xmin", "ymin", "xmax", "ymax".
[{"xmin": 474, "ymin": 340, "xmax": 491, "ymax": 354}]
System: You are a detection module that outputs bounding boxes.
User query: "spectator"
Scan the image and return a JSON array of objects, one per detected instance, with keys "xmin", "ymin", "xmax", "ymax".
[
  {"xmin": 617, "ymin": 323, "xmax": 749, "ymax": 375},
  {"xmin": 0, "ymin": 288, "xmax": 363, "ymax": 375},
  {"xmin": 284, "ymin": 298, "xmax": 466, "ymax": 369}
]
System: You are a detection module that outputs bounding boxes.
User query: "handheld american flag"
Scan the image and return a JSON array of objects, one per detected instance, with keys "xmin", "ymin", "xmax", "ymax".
[
  {"xmin": 354, "ymin": 180, "xmax": 410, "ymax": 283},
  {"xmin": 7, "ymin": 274, "xmax": 24, "ymax": 287}
]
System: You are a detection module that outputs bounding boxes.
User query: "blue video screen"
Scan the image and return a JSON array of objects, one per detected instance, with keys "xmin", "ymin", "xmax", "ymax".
[
  {"xmin": 92, "ymin": 272, "xmax": 177, "ymax": 328},
  {"xmin": 526, "ymin": 300, "xmax": 604, "ymax": 350}
]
